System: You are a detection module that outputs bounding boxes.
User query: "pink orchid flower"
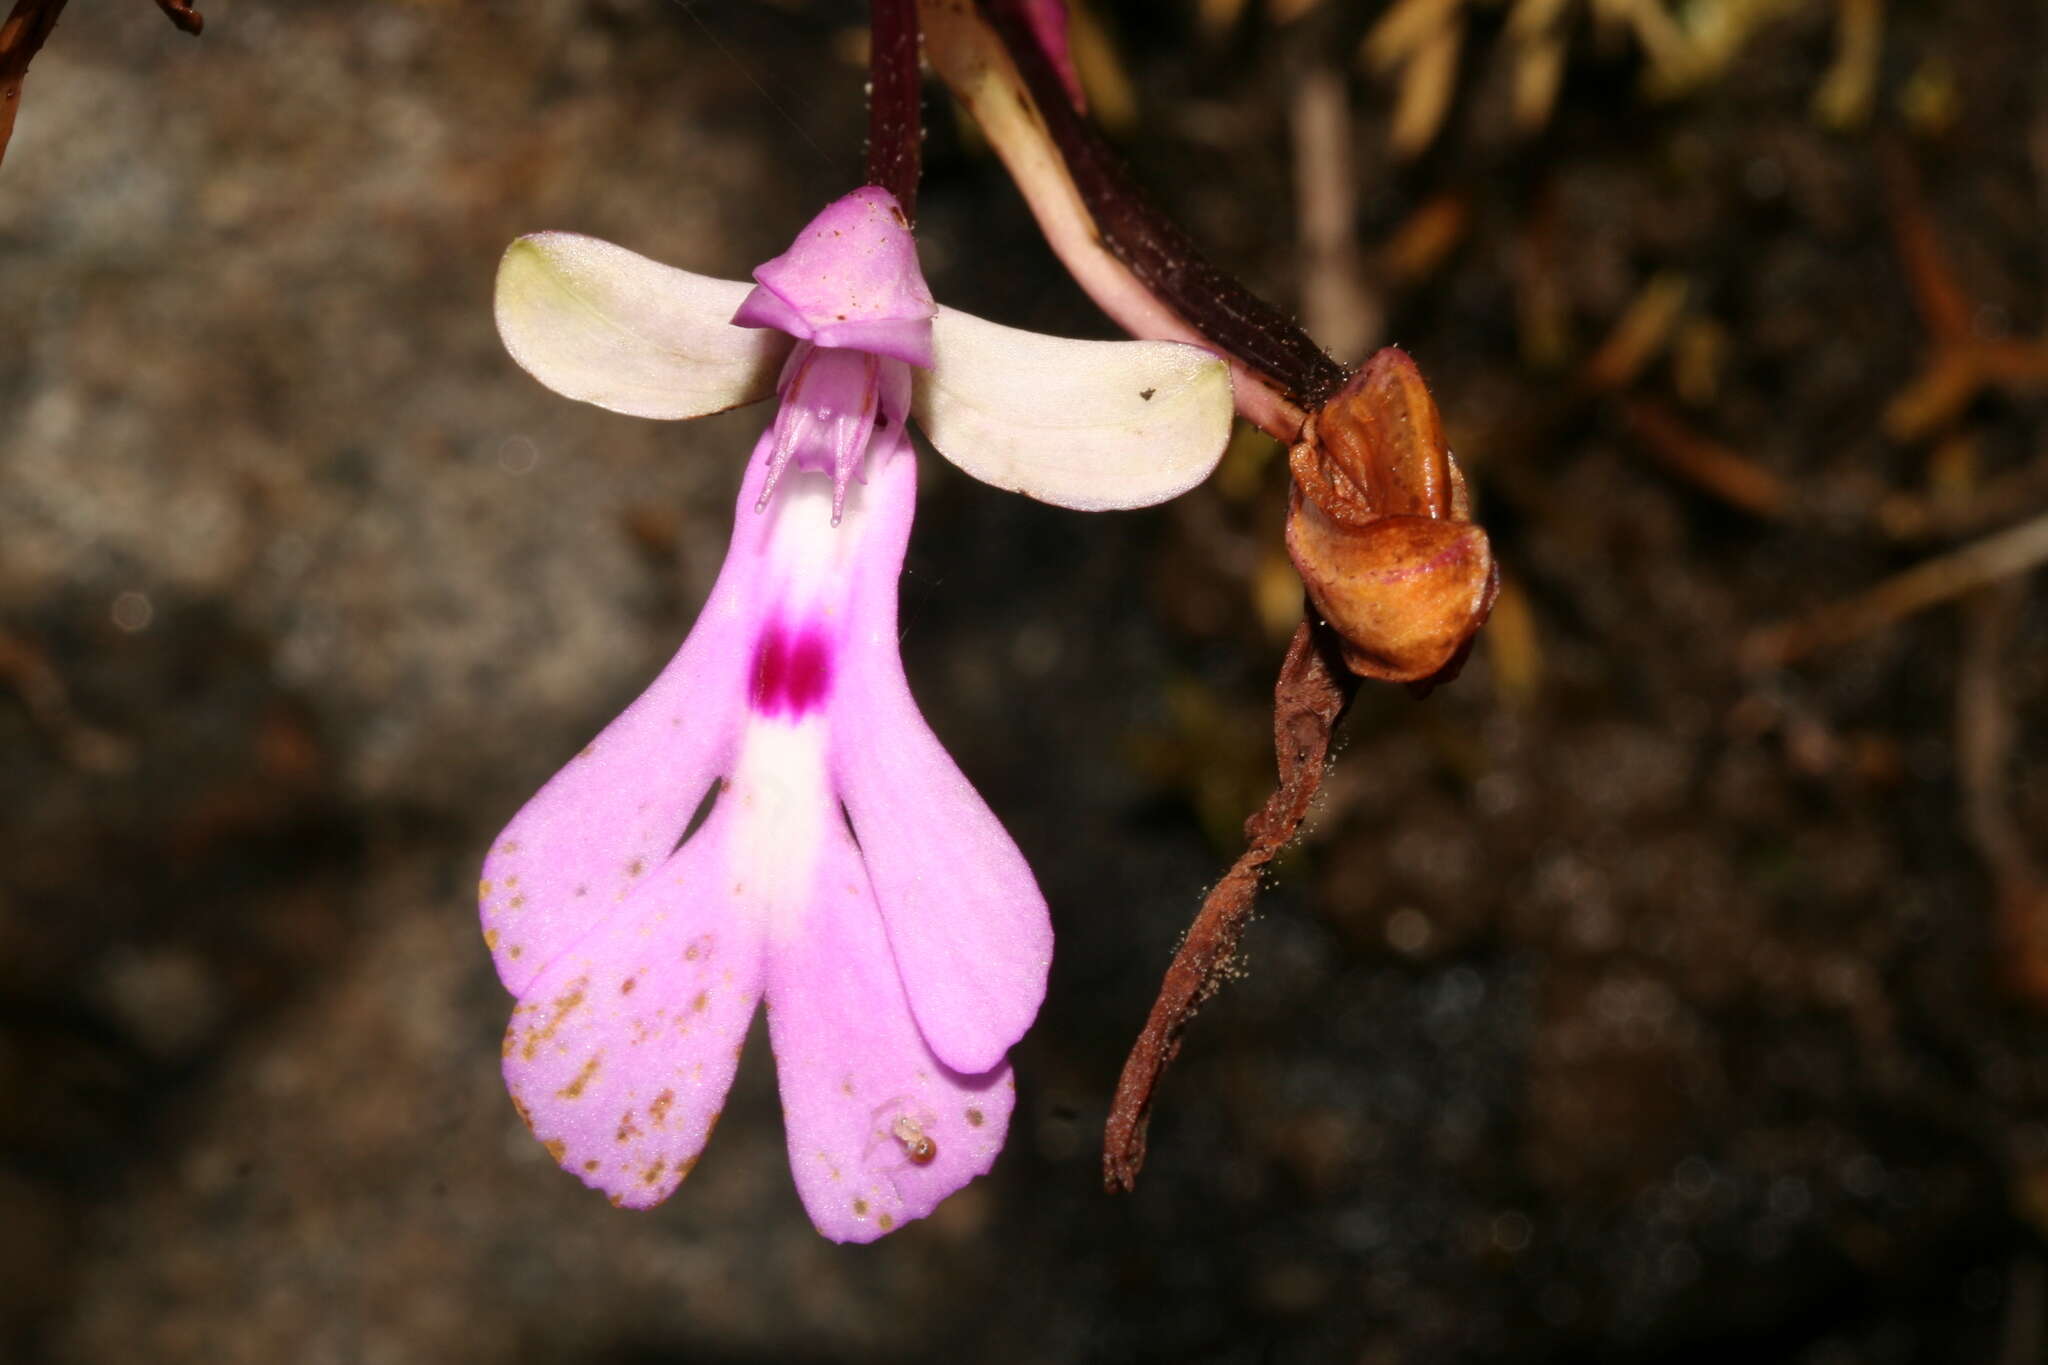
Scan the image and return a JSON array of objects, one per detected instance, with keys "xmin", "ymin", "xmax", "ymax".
[{"xmin": 482, "ymin": 187, "xmax": 1231, "ymax": 1241}]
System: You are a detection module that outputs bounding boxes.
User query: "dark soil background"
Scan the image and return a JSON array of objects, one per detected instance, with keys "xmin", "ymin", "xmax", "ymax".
[{"xmin": 4, "ymin": 1, "xmax": 2046, "ymax": 1361}]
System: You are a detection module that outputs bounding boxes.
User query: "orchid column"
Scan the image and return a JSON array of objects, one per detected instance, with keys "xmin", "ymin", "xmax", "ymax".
[{"xmin": 481, "ymin": 187, "xmax": 1232, "ymax": 1241}]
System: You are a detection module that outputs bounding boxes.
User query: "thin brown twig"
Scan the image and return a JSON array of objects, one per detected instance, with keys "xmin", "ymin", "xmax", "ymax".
[
  {"xmin": 153, "ymin": 0, "xmax": 201, "ymax": 36},
  {"xmin": 1289, "ymin": 61, "xmax": 1378, "ymax": 364},
  {"xmin": 1957, "ymin": 584, "xmax": 2048, "ymax": 1006},
  {"xmin": 1877, "ymin": 450, "xmax": 2048, "ymax": 542},
  {"xmin": 1, "ymin": 0, "xmax": 202, "ymax": 168},
  {"xmin": 1886, "ymin": 146, "xmax": 1971, "ymax": 344},
  {"xmin": 0, "ymin": 0, "xmax": 69, "ymax": 168},
  {"xmin": 1883, "ymin": 149, "xmax": 2048, "ymax": 441},
  {"xmin": 0, "ymin": 629, "xmax": 132, "ymax": 771},
  {"xmin": 1621, "ymin": 396, "xmax": 1794, "ymax": 521},
  {"xmin": 1741, "ymin": 507, "xmax": 2048, "ymax": 670},
  {"xmin": 1103, "ymin": 618, "xmax": 1357, "ymax": 1192}
]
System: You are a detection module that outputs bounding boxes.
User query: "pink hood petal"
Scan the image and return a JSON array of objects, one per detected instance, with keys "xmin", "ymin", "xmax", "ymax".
[
  {"xmin": 733, "ymin": 187, "xmax": 937, "ymax": 368},
  {"xmin": 765, "ymin": 823, "xmax": 1015, "ymax": 1243},
  {"xmin": 502, "ymin": 805, "xmax": 765, "ymax": 1210}
]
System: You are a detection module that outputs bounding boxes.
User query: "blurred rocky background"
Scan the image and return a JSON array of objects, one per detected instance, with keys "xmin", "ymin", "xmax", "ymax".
[{"xmin": 3, "ymin": 0, "xmax": 2046, "ymax": 1361}]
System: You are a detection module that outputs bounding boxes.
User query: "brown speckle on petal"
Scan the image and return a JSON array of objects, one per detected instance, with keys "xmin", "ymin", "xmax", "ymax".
[
  {"xmin": 556, "ymin": 1054, "xmax": 601, "ymax": 1099},
  {"xmin": 517, "ymin": 980, "xmax": 589, "ymax": 1061}
]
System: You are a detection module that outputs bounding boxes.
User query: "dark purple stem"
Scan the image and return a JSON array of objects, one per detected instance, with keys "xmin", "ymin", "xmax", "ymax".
[
  {"xmin": 867, "ymin": 0, "xmax": 922, "ymax": 220},
  {"xmin": 979, "ymin": 0, "xmax": 1345, "ymax": 411}
]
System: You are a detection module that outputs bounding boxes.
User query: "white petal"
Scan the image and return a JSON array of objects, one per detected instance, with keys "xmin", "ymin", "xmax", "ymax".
[
  {"xmin": 912, "ymin": 307, "xmax": 1234, "ymax": 510},
  {"xmin": 494, "ymin": 233, "xmax": 791, "ymax": 420}
]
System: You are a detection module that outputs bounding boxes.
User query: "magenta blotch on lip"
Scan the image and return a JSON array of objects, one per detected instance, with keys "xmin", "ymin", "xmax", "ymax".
[{"xmin": 748, "ymin": 622, "xmax": 834, "ymax": 717}]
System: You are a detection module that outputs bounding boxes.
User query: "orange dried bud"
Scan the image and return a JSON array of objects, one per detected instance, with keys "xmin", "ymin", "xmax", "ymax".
[{"xmin": 1284, "ymin": 347, "xmax": 1498, "ymax": 683}]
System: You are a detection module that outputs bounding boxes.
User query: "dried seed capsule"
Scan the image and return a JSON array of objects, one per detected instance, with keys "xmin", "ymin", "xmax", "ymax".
[{"xmin": 1285, "ymin": 347, "xmax": 1498, "ymax": 683}]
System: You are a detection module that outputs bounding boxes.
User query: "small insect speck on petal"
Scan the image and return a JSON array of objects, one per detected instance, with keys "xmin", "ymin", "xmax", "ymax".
[{"xmin": 892, "ymin": 1115, "xmax": 938, "ymax": 1165}]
